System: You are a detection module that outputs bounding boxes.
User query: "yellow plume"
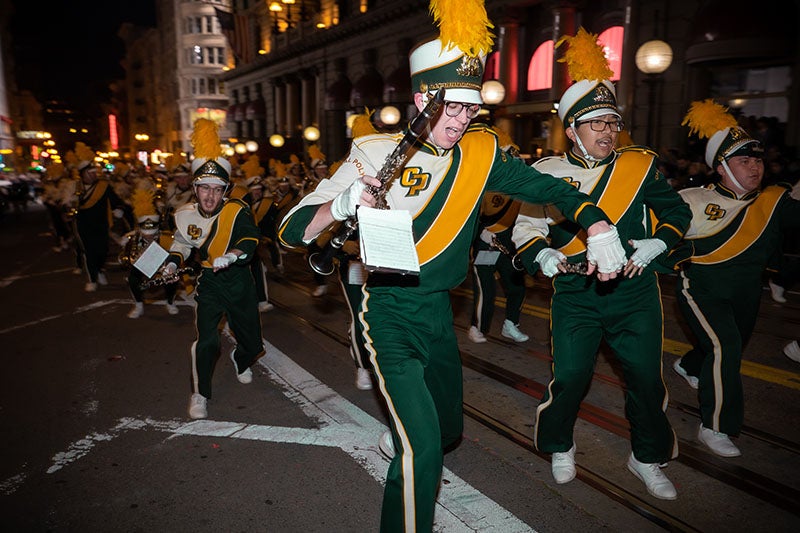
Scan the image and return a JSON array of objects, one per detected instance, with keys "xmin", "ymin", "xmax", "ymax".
[
  {"xmin": 273, "ymin": 159, "xmax": 288, "ymax": 177},
  {"xmin": 166, "ymin": 152, "xmax": 187, "ymax": 171},
  {"xmin": 352, "ymin": 108, "xmax": 378, "ymax": 138},
  {"xmin": 64, "ymin": 150, "xmax": 77, "ymax": 168},
  {"xmin": 556, "ymin": 27, "xmax": 613, "ymax": 82},
  {"xmin": 308, "ymin": 144, "xmax": 325, "ymax": 162},
  {"xmin": 190, "ymin": 118, "xmax": 223, "ymax": 160},
  {"xmin": 131, "ymin": 188, "xmax": 157, "ymax": 218},
  {"xmin": 74, "ymin": 142, "xmax": 95, "ymax": 164},
  {"xmin": 430, "ymin": 0, "xmax": 494, "ymax": 56},
  {"xmin": 289, "ymin": 153, "xmax": 300, "ymax": 165},
  {"xmin": 241, "ymin": 155, "xmax": 264, "ymax": 179},
  {"xmin": 681, "ymin": 99, "xmax": 738, "ymax": 139}
]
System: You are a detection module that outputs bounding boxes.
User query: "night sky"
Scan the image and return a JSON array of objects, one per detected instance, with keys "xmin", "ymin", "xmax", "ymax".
[{"xmin": 8, "ymin": 0, "xmax": 156, "ymax": 116}]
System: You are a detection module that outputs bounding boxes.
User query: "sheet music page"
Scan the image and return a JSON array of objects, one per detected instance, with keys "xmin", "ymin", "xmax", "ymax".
[
  {"xmin": 357, "ymin": 207, "xmax": 420, "ymax": 275},
  {"xmin": 473, "ymin": 250, "xmax": 501, "ymax": 266},
  {"xmin": 133, "ymin": 240, "xmax": 169, "ymax": 278}
]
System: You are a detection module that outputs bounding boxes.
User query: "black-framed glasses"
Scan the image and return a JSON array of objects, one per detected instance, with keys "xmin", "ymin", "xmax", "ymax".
[
  {"xmin": 444, "ymin": 101, "xmax": 482, "ymax": 119},
  {"xmin": 578, "ymin": 119, "xmax": 625, "ymax": 132}
]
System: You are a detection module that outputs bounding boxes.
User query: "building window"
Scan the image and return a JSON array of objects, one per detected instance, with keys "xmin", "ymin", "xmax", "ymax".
[
  {"xmin": 597, "ymin": 26, "xmax": 623, "ymax": 81},
  {"xmin": 527, "ymin": 41, "xmax": 553, "ymax": 91}
]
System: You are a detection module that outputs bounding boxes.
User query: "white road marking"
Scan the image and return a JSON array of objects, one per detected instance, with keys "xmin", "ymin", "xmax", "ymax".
[
  {"xmin": 0, "ymin": 300, "xmax": 127, "ymax": 334},
  {"xmin": 32, "ymin": 341, "xmax": 534, "ymax": 531}
]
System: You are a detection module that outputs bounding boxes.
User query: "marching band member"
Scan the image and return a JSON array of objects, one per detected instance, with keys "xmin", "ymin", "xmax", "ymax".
[
  {"xmin": 122, "ymin": 188, "xmax": 179, "ymax": 318},
  {"xmin": 671, "ymin": 100, "xmax": 800, "ymax": 457},
  {"xmin": 161, "ymin": 119, "xmax": 263, "ymax": 420},
  {"xmin": 279, "ymin": 2, "xmax": 625, "ymax": 529},
  {"xmin": 513, "ymin": 28, "xmax": 690, "ymax": 500}
]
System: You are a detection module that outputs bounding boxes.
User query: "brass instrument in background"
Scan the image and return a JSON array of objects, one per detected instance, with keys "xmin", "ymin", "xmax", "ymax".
[
  {"xmin": 309, "ymin": 89, "xmax": 445, "ymax": 275},
  {"xmin": 118, "ymin": 232, "xmax": 143, "ymax": 268}
]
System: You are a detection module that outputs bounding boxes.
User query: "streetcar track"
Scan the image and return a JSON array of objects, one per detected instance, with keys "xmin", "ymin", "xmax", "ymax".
[{"xmin": 271, "ymin": 273, "xmax": 800, "ymax": 524}]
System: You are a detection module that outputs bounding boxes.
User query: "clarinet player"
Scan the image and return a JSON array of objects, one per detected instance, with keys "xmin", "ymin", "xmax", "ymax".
[{"xmin": 278, "ymin": 2, "xmax": 627, "ymax": 530}]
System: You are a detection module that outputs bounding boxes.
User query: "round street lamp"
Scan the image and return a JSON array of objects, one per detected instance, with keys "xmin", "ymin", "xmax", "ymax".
[
  {"xmin": 635, "ymin": 40, "xmax": 673, "ymax": 148},
  {"xmin": 245, "ymin": 140, "xmax": 259, "ymax": 153},
  {"xmin": 269, "ymin": 134, "xmax": 285, "ymax": 147},
  {"xmin": 303, "ymin": 126, "xmax": 320, "ymax": 142},
  {"xmin": 635, "ymin": 40, "xmax": 673, "ymax": 75},
  {"xmin": 481, "ymin": 80, "xmax": 506, "ymax": 124},
  {"xmin": 481, "ymin": 80, "xmax": 506, "ymax": 106},
  {"xmin": 379, "ymin": 105, "xmax": 401, "ymax": 126},
  {"xmin": 234, "ymin": 143, "xmax": 247, "ymax": 155}
]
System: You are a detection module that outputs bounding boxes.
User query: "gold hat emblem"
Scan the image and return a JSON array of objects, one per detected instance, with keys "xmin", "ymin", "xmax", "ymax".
[{"xmin": 456, "ymin": 55, "xmax": 483, "ymax": 78}]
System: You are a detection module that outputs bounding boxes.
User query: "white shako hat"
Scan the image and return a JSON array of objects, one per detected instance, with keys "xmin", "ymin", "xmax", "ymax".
[
  {"xmin": 190, "ymin": 118, "xmax": 231, "ymax": 187},
  {"xmin": 681, "ymin": 99, "xmax": 764, "ymax": 168},
  {"xmin": 555, "ymin": 28, "xmax": 620, "ymax": 128},
  {"xmin": 409, "ymin": 0, "xmax": 495, "ymax": 105},
  {"xmin": 558, "ymin": 79, "xmax": 621, "ymax": 128}
]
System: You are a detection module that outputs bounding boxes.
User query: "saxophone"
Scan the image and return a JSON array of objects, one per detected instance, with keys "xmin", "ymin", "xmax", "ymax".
[
  {"xmin": 118, "ymin": 231, "xmax": 143, "ymax": 268},
  {"xmin": 308, "ymin": 89, "xmax": 445, "ymax": 275}
]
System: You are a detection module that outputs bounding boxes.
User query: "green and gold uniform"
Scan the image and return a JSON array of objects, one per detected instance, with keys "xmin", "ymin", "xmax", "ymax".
[
  {"xmin": 671, "ymin": 183, "xmax": 800, "ymax": 435},
  {"xmin": 517, "ymin": 146, "xmax": 691, "ymax": 464},
  {"xmin": 280, "ymin": 124, "xmax": 612, "ymax": 533},
  {"xmin": 167, "ymin": 198, "xmax": 262, "ymax": 399}
]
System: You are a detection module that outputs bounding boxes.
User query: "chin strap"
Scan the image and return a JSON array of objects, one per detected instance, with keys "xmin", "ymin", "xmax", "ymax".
[
  {"xmin": 720, "ymin": 159, "xmax": 746, "ymax": 197},
  {"xmin": 569, "ymin": 121, "xmax": 598, "ymax": 161}
]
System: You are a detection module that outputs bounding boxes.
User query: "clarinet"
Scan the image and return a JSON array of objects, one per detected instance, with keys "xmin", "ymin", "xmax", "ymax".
[{"xmin": 309, "ymin": 88, "xmax": 446, "ymax": 275}]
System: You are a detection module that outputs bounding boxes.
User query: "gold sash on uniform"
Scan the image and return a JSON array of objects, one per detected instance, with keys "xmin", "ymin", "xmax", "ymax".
[
  {"xmin": 201, "ymin": 201, "xmax": 244, "ymax": 268},
  {"xmin": 691, "ymin": 185, "xmax": 785, "ymax": 265},
  {"xmin": 558, "ymin": 151, "xmax": 652, "ymax": 257},
  {"xmin": 79, "ymin": 180, "xmax": 109, "ymax": 210},
  {"xmin": 415, "ymin": 133, "xmax": 495, "ymax": 265}
]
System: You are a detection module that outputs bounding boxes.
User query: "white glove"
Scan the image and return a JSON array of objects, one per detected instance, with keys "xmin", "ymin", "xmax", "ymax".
[
  {"xmin": 213, "ymin": 252, "xmax": 238, "ymax": 270},
  {"xmin": 330, "ymin": 178, "xmax": 367, "ymax": 221},
  {"xmin": 585, "ymin": 225, "xmax": 627, "ymax": 274},
  {"xmin": 161, "ymin": 263, "xmax": 177, "ymax": 276},
  {"xmin": 479, "ymin": 229, "xmax": 495, "ymax": 245},
  {"xmin": 112, "ymin": 208, "xmax": 124, "ymax": 218},
  {"xmin": 535, "ymin": 248, "xmax": 567, "ymax": 277},
  {"xmin": 628, "ymin": 238, "xmax": 667, "ymax": 268}
]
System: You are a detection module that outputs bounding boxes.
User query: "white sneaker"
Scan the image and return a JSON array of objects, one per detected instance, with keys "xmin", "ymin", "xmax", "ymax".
[
  {"xmin": 165, "ymin": 303, "xmax": 179, "ymax": 315},
  {"xmin": 127, "ymin": 302, "xmax": 144, "ymax": 319},
  {"xmin": 312, "ymin": 285, "xmax": 327, "ymax": 297},
  {"xmin": 188, "ymin": 393, "xmax": 207, "ymax": 419},
  {"xmin": 97, "ymin": 272, "xmax": 108, "ymax": 286},
  {"xmin": 551, "ymin": 444, "xmax": 576, "ymax": 484},
  {"xmin": 784, "ymin": 340, "xmax": 800, "ymax": 363},
  {"xmin": 673, "ymin": 359, "xmax": 699, "ymax": 389},
  {"xmin": 468, "ymin": 326, "xmax": 487, "ymax": 343},
  {"xmin": 501, "ymin": 320, "xmax": 529, "ymax": 342},
  {"xmin": 259, "ymin": 301, "xmax": 274, "ymax": 312},
  {"xmin": 378, "ymin": 431, "xmax": 395, "ymax": 459},
  {"xmin": 627, "ymin": 453, "xmax": 677, "ymax": 500},
  {"xmin": 698, "ymin": 425, "xmax": 741, "ymax": 457},
  {"xmin": 84, "ymin": 282, "xmax": 97, "ymax": 292},
  {"xmin": 769, "ymin": 280, "xmax": 787, "ymax": 303},
  {"xmin": 355, "ymin": 368, "xmax": 373, "ymax": 390},
  {"xmin": 230, "ymin": 349, "xmax": 253, "ymax": 384}
]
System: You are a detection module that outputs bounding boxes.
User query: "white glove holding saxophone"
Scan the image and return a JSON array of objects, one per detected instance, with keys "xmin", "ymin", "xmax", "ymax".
[
  {"xmin": 535, "ymin": 248, "xmax": 567, "ymax": 277},
  {"xmin": 585, "ymin": 225, "xmax": 626, "ymax": 274},
  {"xmin": 161, "ymin": 262, "xmax": 178, "ymax": 277},
  {"xmin": 330, "ymin": 178, "xmax": 367, "ymax": 221},
  {"xmin": 213, "ymin": 252, "xmax": 238, "ymax": 271},
  {"xmin": 479, "ymin": 229, "xmax": 495, "ymax": 245}
]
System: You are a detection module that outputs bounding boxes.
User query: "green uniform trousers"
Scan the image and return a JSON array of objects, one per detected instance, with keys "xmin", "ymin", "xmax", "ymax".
[
  {"xmin": 363, "ymin": 287, "xmax": 462, "ymax": 533},
  {"xmin": 470, "ymin": 252, "xmax": 526, "ymax": 333},
  {"xmin": 674, "ymin": 272, "xmax": 761, "ymax": 435},
  {"xmin": 192, "ymin": 267, "xmax": 263, "ymax": 399},
  {"xmin": 535, "ymin": 273, "xmax": 676, "ymax": 464}
]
